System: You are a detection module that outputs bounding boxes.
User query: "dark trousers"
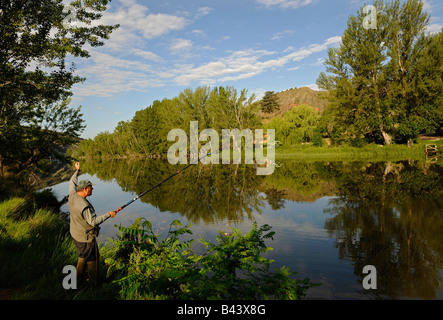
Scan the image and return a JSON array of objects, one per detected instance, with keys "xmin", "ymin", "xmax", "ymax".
[
  {"xmin": 73, "ymin": 237, "xmax": 99, "ymax": 285},
  {"xmin": 72, "ymin": 237, "xmax": 99, "ymax": 262}
]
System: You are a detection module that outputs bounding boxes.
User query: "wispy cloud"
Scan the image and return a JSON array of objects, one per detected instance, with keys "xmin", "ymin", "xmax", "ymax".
[
  {"xmin": 271, "ymin": 29, "xmax": 295, "ymax": 40},
  {"xmin": 422, "ymin": 0, "xmax": 433, "ymax": 12},
  {"xmin": 74, "ymin": 0, "xmax": 341, "ymax": 98},
  {"xmin": 174, "ymin": 36, "xmax": 342, "ymax": 85},
  {"xmin": 426, "ymin": 23, "xmax": 442, "ymax": 34},
  {"xmin": 75, "ymin": 35, "xmax": 341, "ymax": 96},
  {"xmin": 196, "ymin": 7, "xmax": 213, "ymax": 18},
  {"xmin": 169, "ymin": 38, "xmax": 193, "ymax": 53},
  {"xmin": 131, "ymin": 48, "xmax": 163, "ymax": 62},
  {"xmin": 256, "ymin": 0, "xmax": 314, "ymax": 10},
  {"xmin": 74, "ymin": 51, "xmax": 160, "ymax": 97}
]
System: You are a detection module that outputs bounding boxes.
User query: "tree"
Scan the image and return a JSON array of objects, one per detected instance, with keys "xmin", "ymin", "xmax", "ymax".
[
  {"xmin": 267, "ymin": 104, "xmax": 320, "ymax": 146},
  {"xmin": 316, "ymin": 0, "xmax": 441, "ymax": 145},
  {"xmin": 131, "ymin": 101, "xmax": 167, "ymax": 155},
  {"xmin": 13, "ymin": 99, "xmax": 86, "ymax": 173},
  {"xmin": 406, "ymin": 27, "xmax": 443, "ymax": 138},
  {"xmin": 0, "ymin": 0, "xmax": 118, "ymax": 176},
  {"xmin": 260, "ymin": 91, "xmax": 280, "ymax": 113}
]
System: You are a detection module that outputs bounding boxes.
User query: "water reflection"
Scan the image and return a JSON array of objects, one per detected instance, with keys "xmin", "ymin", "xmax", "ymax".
[
  {"xmin": 77, "ymin": 158, "xmax": 442, "ymax": 299},
  {"xmin": 81, "ymin": 160, "xmax": 265, "ymax": 224},
  {"xmin": 322, "ymin": 161, "xmax": 443, "ymax": 299}
]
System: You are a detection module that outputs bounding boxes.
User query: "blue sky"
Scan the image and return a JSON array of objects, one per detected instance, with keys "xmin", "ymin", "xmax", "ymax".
[{"xmin": 67, "ymin": 0, "xmax": 443, "ymax": 139}]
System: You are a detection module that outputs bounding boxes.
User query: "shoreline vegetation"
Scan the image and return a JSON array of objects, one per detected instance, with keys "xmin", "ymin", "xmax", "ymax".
[
  {"xmin": 72, "ymin": 139, "xmax": 443, "ymax": 162},
  {"xmin": 276, "ymin": 139, "xmax": 442, "ymax": 161}
]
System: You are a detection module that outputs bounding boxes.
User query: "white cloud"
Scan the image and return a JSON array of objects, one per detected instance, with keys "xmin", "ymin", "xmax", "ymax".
[
  {"xmin": 169, "ymin": 38, "xmax": 193, "ymax": 53},
  {"xmin": 98, "ymin": 2, "xmax": 188, "ymax": 41},
  {"xmin": 310, "ymin": 58, "xmax": 325, "ymax": 66},
  {"xmin": 421, "ymin": 0, "xmax": 433, "ymax": 12},
  {"xmin": 426, "ymin": 23, "xmax": 443, "ymax": 34},
  {"xmin": 139, "ymin": 14, "xmax": 188, "ymax": 39},
  {"xmin": 192, "ymin": 29, "xmax": 206, "ymax": 37},
  {"xmin": 196, "ymin": 7, "xmax": 213, "ymax": 18},
  {"xmin": 271, "ymin": 29, "xmax": 295, "ymax": 40},
  {"xmin": 172, "ymin": 36, "xmax": 340, "ymax": 86},
  {"xmin": 74, "ymin": 51, "xmax": 161, "ymax": 97},
  {"xmin": 304, "ymin": 83, "xmax": 320, "ymax": 91},
  {"xmin": 131, "ymin": 49, "xmax": 162, "ymax": 62},
  {"xmin": 256, "ymin": 0, "xmax": 314, "ymax": 10},
  {"xmin": 73, "ymin": 30, "xmax": 341, "ymax": 97}
]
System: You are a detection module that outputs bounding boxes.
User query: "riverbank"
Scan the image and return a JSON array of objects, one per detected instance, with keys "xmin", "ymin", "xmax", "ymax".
[
  {"xmin": 275, "ymin": 140, "xmax": 442, "ymax": 162},
  {"xmin": 71, "ymin": 139, "xmax": 442, "ymax": 164},
  {"xmin": 0, "ymin": 191, "xmax": 119, "ymax": 299}
]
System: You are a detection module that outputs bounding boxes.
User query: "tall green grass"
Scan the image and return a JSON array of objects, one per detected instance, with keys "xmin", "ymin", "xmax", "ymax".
[
  {"xmin": 0, "ymin": 190, "xmax": 121, "ymax": 299},
  {"xmin": 0, "ymin": 191, "xmax": 74, "ymax": 299}
]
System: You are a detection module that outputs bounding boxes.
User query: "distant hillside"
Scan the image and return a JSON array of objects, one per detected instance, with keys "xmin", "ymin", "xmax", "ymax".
[{"xmin": 259, "ymin": 86, "xmax": 330, "ymax": 122}]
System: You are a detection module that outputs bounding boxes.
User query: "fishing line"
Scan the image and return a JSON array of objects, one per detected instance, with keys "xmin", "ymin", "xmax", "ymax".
[{"xmin": 114, "ymin": 151, "xmax": 213, "ymax": 214}]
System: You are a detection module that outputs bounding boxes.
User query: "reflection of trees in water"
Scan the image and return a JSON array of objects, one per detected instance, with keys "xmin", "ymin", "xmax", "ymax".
[
  {"xmin": 82, "ymin": 158, "xmax": 443, "ymax": 299},
  {"xmin": 323, "ymin": 161, "xmax": 443, "ymax": 299},
  {"xmin": 82, "ymin": 159, "xmax": 266, "ymax": 224}
]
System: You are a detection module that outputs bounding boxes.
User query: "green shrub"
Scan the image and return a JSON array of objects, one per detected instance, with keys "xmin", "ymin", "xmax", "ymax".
[{"xmin": 106, "ymin": 219, "xmax": 319, "ymax": 300}]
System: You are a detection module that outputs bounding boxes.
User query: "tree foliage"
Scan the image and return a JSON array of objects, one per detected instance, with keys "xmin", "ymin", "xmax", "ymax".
[
  {"xmin": 267, "ymin": 104, "xmax": 320, "ymax": 146},
  {"xmin": 73, "ymin": 86, "xmax": 262, "ymax": 158},
  {"xmin": 0, "ymin": 0, "xmax": 118, "ymax": 176},
  {"xmin": 260, "ymin": 91, "xmax": 280, "ymax": 113},
  {"xmin": 316, "ymin": 0, "xmax": 443, "ymax": 145}
]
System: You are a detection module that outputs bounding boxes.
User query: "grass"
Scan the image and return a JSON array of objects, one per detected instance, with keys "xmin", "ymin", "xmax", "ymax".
[
  {"xmin": 275, "ymin": 139, "xmax": 443, "ymax": 162},
  {"xmin": 0, "ymin": 190, "xmax": 119, "ymax": 299},
  {"xmin": 0, "ymin": 193, "xmax": 70, "ymax": 298}
]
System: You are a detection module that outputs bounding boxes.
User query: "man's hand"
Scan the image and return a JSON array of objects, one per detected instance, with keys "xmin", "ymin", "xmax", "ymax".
[
  {"xmin": 108, "ymin": 211, "xmax": 117, "ymax": 218},
  {"xmin": 75, "ymin": 162, "xmax": 80, "ymax": 171}
]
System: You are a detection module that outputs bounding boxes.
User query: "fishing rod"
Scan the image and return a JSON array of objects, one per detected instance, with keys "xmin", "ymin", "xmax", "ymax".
[{"xmin": 114, "ymin": 151, "xmax": 213, "ymax": 214}]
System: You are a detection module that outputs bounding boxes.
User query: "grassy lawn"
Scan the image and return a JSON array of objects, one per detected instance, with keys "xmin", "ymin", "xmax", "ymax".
[{"xmin": 275, "ymin": 139, "xmax": 442, "ymax": 162}]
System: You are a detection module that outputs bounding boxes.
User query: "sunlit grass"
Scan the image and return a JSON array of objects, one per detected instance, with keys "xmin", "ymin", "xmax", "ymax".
[{"xmin": 276, "ymin": 140, "xmax": 442, "ymax": 162}]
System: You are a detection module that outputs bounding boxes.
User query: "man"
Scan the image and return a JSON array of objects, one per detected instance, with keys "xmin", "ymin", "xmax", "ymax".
[{"xmin": 69, "ymin": 162, "xmax": 116, "ymax": 286}]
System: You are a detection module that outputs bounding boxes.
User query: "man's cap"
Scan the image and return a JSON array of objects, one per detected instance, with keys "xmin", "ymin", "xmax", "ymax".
[{"xmin": 77, "ymin": 180, "xmax": 95, "ymax": 189}]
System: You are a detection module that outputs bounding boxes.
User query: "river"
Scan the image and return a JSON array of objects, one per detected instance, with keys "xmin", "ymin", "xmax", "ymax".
[{"xmin": 48, "ymin": 158, "xmax": 443, "ymax": 300}]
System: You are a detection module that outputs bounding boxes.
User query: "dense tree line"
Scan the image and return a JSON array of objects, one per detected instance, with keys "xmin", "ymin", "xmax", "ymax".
[{"xmin": 72, "ymin": 86, "xmax": 262, "ymax": 158}]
